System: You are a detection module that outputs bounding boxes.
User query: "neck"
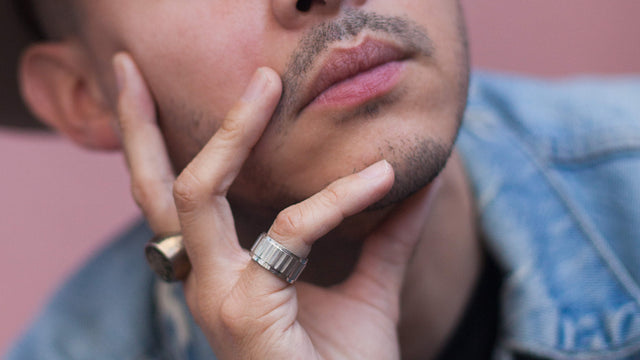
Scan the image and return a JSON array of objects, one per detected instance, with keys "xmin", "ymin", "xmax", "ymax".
[
  {"xmin": 398, "ymin": 151, "xmax": 482, "ymax": 359},
  {"xmin": 232, "ymin": 150, "xmax": 481, "ymax": 359}
]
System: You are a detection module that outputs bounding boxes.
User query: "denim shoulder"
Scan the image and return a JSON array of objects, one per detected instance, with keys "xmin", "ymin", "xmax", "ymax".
[
  {"xmin": 459, "ymin": 72, "xmax": 640, "ymax": 359},
  {"xmin": 5, "ymin": 220, "xmax": 165, "ymax": 360}
]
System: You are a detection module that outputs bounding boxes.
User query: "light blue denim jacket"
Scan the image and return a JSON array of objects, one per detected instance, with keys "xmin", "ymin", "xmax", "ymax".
[{"xmin": 8, "ymin": 72, "xmax": 640, "ymax": 359}]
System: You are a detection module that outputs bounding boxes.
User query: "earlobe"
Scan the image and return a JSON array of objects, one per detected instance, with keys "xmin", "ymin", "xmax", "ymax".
[{"xmin": 19, "ymin": 42, "xmax": 121, "ymax": 150}]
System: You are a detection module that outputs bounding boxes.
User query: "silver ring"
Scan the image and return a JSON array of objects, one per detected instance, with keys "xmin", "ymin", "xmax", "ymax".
[
  {"xmin": 250, "ymin": 233, "xmax": 308, "ymax": 284},
  {"xmin": 145, "ymin": 234, "xmax": 191, "ymax": 282}
]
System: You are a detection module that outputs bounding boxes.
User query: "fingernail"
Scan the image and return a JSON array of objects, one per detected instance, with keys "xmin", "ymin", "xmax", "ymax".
[
  {"xmin": 358, "ymin": 160, "xmax": 389, "ymax": 179},
  {"xmin": 113, "ymin": 54, "xmax": 127, "ymax": 93},
  {"xmin": 241, "ymin": 68, "xmax": 268, "ymax": 102}
]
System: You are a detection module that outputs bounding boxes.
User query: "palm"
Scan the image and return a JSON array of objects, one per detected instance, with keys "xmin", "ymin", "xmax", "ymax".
[
  {"xmin": 239, "ymin": 198, "xmax": 429, "ymax": 360},
  {"xmin": 229, "ymin": 190, "xmax": 430, "ymax": 360},
  {"xmin": 296, "ymin": 283, "xmax": 400, "ymax": 359}
]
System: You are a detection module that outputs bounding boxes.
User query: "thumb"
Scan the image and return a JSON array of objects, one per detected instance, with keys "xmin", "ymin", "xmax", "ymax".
[{"xmin": 340, "ymin": 177, "xmax": 443, "ymax": 321}]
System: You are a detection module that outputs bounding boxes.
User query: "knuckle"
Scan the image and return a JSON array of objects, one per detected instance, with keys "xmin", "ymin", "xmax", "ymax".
[
  {"xmin": 130, "ymin": 177, "xmax": 162, "ymax": 208},
  {"xmin": 271, "ymin": 206, "xmax": 304, "ymax": 238},
  {"xmin": 217, "ymin": 110, "xmax": 247, "ymax": 143},
  {"xmin": 172, "ymin": 169, "xmax": 205, "ymax": 212},
  {"xmin": 117, "ymin": 117, "xmax": 137, "ymax": 143},
  {"xmin": 115, "ymin": 93, "xmax": 129, "ymax": 119},
  {"xmin": 116, "ymin": 96, "xmax": 140, "ymax": 130},
  {"xmin": 319, "ymin": 184, "xmax": 341, "ymax": 208}
]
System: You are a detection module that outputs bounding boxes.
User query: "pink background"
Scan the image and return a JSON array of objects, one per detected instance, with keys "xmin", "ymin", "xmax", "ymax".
[{"xmin": 2, "ymin": 0, "xmax": 640, "ymax": 353}]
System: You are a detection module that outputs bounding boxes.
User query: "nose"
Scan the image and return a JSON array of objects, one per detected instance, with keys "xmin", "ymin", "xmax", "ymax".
[
  {"xmin": 295, "ymin": 0, "xmax": 328, "ymax": 12},
  {"xmin": 272, "ymin": 0, "xmax": 365, "ymax": 30}
]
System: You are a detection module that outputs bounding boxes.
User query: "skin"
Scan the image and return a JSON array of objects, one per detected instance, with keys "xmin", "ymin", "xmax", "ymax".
[
  {"xmin": 21, "ymin": 1, "xmax": 480, "ymax": 358},
  {"xmin": 68, "ymin": 0, "xmax": 469, "ymax": 211}
]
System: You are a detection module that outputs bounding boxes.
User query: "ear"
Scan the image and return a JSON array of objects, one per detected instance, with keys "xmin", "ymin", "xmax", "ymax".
[{"xmin": 19, "ymin": 41, "xmax": 120, "ymax": 150}]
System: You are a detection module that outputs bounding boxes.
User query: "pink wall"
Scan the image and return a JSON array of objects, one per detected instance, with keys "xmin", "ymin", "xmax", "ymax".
[
  {"xmin": 463, "ymin": 0, "xmax": 640, "ymax": 76},
  {"xmin": 2, "ymin": 0, "xmax": 640, "ymax": 354},
  {"xmin": 1, "ymin": 133, "xmax": 138, "ymax": 352}
]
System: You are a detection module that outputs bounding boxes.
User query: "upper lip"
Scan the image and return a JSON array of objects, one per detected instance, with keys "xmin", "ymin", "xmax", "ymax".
[{"xmin": 301, "ymin": 38, "xmax": 407, "ymax": 110}]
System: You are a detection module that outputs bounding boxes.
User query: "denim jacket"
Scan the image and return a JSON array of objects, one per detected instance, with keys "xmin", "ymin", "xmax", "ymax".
[{"xmin": 8, "ymin": 72, "xmax": 640, "ymax": 359}]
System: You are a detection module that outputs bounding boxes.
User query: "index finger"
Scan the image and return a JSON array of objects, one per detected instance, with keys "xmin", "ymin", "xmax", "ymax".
[{"xmin": 114, "ymin": 53, "xmax": 180, "ymax": 234}]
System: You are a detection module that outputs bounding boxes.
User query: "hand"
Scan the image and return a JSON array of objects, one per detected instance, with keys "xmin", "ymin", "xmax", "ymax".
[{"xmin": 114, "ymin": 52, "xmax": 433, "ymax": 359}]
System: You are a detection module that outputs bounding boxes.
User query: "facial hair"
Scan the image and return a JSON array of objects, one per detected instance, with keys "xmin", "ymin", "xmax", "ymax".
[
  {"xmin": 171, "ymin": 8, "xmax": 468, "ymax": 214},
  {"xmin": 266, "ymin": 9, "xmax": 455, "ymax": 209},
  {"xmin": 272, "ymin": 8, "xmax": 436, "ymax": 133}
]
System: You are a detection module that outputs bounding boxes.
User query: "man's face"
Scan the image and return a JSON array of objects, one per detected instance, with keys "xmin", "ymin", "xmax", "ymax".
[{"xmin": 81, "ymin": 1, "xmax": 469, "ymax": 213}]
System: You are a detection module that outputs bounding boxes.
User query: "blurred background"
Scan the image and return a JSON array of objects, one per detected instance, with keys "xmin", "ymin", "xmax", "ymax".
[{"xmin": 2, "ymin": 0, "xmax": 640, "ymax": 353}]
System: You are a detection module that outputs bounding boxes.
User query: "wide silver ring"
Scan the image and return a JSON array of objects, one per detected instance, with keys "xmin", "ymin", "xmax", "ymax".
[{"xmin": 250, "ymin": 233, "xmax": 308, "ymax": 284}]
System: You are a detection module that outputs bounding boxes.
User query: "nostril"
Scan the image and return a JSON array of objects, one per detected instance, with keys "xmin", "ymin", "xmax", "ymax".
[{"xmin": 296, "ymin": 0, "xmax": 312, "ymax": 12}]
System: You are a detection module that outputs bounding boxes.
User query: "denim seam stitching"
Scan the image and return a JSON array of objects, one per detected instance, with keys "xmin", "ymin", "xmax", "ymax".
[
  {"xmin": 492, "ymin": 120, "xmax": 640, "ymax": 354},
  {"xmin": 503, "ymin": 334, "xmax": 640, "ymax": 360},
  {"xmin": 501, "ymin": 120, "xmax": 640, "ymax": 305},
  {"xmin": 539, "ymin": 164, "xmax": 640, "ymax": 303},
  {"xmin": 551, "ymin": 140, "xmax": 640, "ymax": 164}
]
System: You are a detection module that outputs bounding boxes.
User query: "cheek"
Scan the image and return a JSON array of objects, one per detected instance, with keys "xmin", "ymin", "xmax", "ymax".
[
  {"xmin": 122, "ymin": 6, "xmax": 273, "ymax": 168},
  {"xmin": 139, "ymin": 28, "xmax": 266, "ymax": 121}
]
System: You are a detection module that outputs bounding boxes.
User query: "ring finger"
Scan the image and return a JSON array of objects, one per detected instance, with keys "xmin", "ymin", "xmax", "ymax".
[{"xmin": 240, "ymin": 159, "xmax": 395, "ymax": 294}]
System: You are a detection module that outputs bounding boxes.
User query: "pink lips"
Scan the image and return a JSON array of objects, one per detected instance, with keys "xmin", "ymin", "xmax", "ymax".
[{"xmin": 306, "ymin": 39, "xmax": 407, "ymax": 109}]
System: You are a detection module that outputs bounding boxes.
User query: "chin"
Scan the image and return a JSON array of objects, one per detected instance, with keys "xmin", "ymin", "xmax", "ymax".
[{"xmin": 368, "ymin": 136, "xmax": 452, "ymax": 211}]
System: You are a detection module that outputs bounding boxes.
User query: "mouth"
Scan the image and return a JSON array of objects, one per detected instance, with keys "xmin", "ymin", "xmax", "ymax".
[{"xmin": 301, "ymin": 38, "xmax": 408, "ymax": 112}]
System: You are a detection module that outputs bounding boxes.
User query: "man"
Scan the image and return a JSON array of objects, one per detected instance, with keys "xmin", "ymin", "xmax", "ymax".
[{"xmin": 3, "ymin": 0, "xmax": 640, "ymax": 359}]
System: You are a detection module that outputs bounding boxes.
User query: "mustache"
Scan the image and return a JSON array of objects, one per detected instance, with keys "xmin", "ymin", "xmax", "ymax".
[{"xmin": 271, "ymin": 9, "xmax": 435, "ymax": 131}]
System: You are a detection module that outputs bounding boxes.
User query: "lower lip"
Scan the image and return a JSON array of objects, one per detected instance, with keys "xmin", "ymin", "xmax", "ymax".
[{"xmin": 310, "ymin": 61, "xmax": 406, "ymax": 108}]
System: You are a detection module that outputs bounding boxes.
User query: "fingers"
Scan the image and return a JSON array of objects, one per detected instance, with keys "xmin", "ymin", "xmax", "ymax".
[
  {"xmin": 114, "ymin": 53, "xmax": 180, "ymax": 235},
  {"xmin": 268, "ymin": 160, "xmax": 394, "ymax": 257},
  {"xmin": 239, "ymin": 160, "xmax": 395, "ymax": 293},
  {"xmin": 341, "ymin": 177, "xmax": 443, "ymax": 320},
  {"xmin": 217, "ymin": 160, "xmax": 394, "ymax": 348},
  {"xmin": 174, "ymin": 68, "xmax": 283, "ymax": 280}
]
